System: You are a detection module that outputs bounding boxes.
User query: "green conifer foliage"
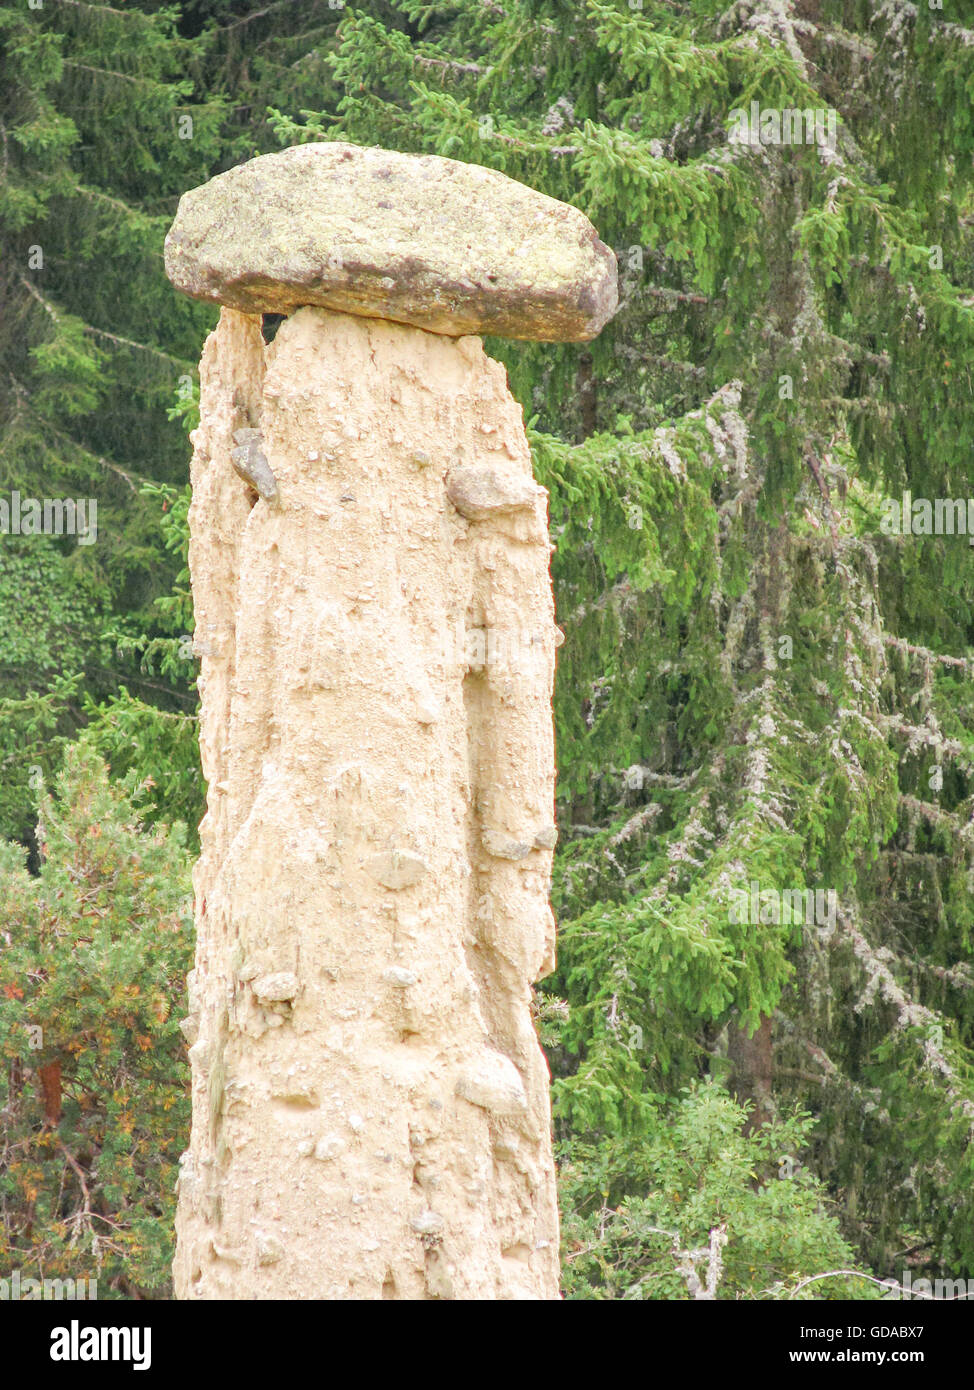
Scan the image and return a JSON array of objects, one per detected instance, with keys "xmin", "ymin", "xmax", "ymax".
[{"xmin": 0, "ymin": 0, "xmax": 222, "ymax": 842}]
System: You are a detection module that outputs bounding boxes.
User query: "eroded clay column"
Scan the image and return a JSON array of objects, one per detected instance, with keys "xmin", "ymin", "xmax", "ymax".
[{"xmin": 164, "ymin": 142, "xmax": 616, "ymax": 1300}]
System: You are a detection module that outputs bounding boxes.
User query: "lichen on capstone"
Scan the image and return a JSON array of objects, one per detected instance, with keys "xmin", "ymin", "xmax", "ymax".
[{"xmin": 163, "ymin": 142, "xmax": 617, "ymax": 342}]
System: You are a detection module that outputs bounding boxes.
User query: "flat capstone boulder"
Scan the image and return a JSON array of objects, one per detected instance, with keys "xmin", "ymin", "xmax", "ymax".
[{"xmin": 164, "ymin": 142, "xmax": 617, "ymax": 342}]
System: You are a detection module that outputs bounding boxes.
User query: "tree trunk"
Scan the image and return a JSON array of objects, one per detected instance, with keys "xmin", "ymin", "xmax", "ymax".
[{"xmin": 728, "ymin": 1014, "xmax": 774, "ymax": 1135}]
